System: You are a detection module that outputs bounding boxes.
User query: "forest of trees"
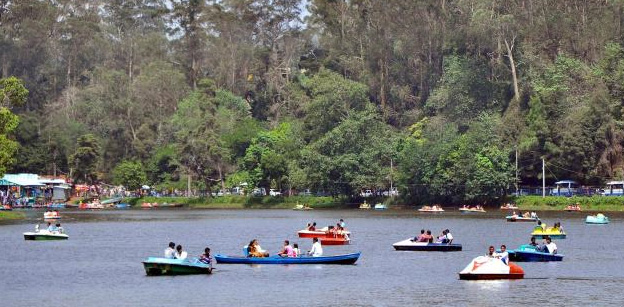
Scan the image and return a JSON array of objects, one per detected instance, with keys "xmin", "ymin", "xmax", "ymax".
[{"xmin": 3, "ymin": 0, "xmax": 624, "ymax": 204}]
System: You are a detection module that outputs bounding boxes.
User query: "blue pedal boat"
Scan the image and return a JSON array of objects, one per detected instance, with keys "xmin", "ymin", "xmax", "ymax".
[
  {"xmin": 507, "ymin": 245, "xmax": 563, "ymax": 262},
  {"xmin": 142, "ymin": 257, "xmax": 212, "ymax": 275},
  {"xmin": 586, "ymin": 214, "xmax": 609, "ymax": 224},
  {"xmin": 214, "ymin": 252, "xmax": 360, "ymax": 265}
]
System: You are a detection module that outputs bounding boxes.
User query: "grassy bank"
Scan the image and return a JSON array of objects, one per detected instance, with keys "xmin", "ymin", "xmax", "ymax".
[
  {"xmin": 128, "ymin": 195, "xmax": 348, "ymax": 209},
  {"xmin": 515, "ymin": 196, "xmax": 624, "ymax": 211},
  {"xmin": 0, "ymin": 211, "xmax": 25, "ymax": 220}
]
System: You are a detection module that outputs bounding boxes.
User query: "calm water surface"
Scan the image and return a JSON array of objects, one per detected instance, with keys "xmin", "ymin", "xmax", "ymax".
[{"xmin": 1, "ymin": 209, "xmax": 623, "ymax": 306}]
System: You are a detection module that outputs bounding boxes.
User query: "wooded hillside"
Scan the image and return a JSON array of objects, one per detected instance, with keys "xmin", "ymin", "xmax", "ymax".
[{"xmin": 2, "ymin": 0, "xmax": 624, "ymax": 203}]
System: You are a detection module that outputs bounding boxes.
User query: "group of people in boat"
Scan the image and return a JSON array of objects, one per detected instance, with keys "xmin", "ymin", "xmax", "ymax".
[
  {"xmin": 534, "ymin": 221, "xmax": 564, "ymax": 233},
  {"xmin": 164, "ymin": 242, "xmax": 212, "ymax": 264},
  {"xmin": 501, "ymin": 203, "xmax": 518, "ymax": 209},
  {"xmin": 460, "ymin": 205, "xmax": 484, "ymax": 211},
  {"xmin": 565, "ymin": 203, "xmax": 582, "ymax": 211},
  {"xmin": 529, "ymin": 236, "xmax": 558, "ymax": 254},
  {"xmin": 511, "ymin": 211, "xmax": 538, "ymax": 219},
  {"xmin": 44, "ymin": 210, "xmax": 61, "ymax": 218},
  {"xmin": 412, "ymin": 229, "xmax": 453, "ymax": 244},
  {"xmin": 486, "ymin": 245, "xmax": 510, "ymax": 264},
  {"xmin": 40, "ymin": 222, "xmax": 64, "ymax": 234},
  {"xmin": 247, "ymin": 238, "xmax": 323, "ymax": 258},
  {"xmin": 421, "ymin": 205, "xmax": 443, "ymax": 211}
]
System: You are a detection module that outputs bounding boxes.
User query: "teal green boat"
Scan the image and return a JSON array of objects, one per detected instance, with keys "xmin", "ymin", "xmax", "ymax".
[{"xmin": 142, "ymin": 257, "xmax": 212, "ymax": 276}]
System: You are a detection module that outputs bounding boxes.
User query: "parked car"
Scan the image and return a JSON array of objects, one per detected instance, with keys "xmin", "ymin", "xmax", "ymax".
[
  {"xmin": 269, "ymin": 189, "xmax": 282, "ymax": 196},
  {"xmin": 252, "ymin": 188, "xmax": 266, "ymax": 196},
  {"xmin": 382, "ymin": 188, "xmax": 399, "ymax": 197},
  {"xmin": 299, "ymin": 189, "xmax": 312, "ymax": 196}
]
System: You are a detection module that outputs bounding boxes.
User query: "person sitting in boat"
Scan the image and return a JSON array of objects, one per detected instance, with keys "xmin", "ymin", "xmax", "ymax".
[
  {"xmin": 436, "ymin": 229, "xmax": 447, "ymax": 243},
  {"xmin": 292, "ymin": 243, "xmax": 300, "ymax": 257},
  {"xmin": 47, "ymin": 222, "xmax": 57, "ymax": 232},
  {"xmin": 56, "ymin": 223, "xmax": 64, "ymax": 234},
  {"xmin": 248, "ymin": 239, "xmax": 269, "ymax": 257},
  {"xmin": 422, "ymin": 230, "xmax": 434, "ymax": 243},
  {"xmin": 412, "ymin": 229, "xmax": 426, "ymax": 242},
  {"xmin": 529, "ymin": 237, "xmax": 538, "ymax": 247},
  {"xmin": 545, "ymin": 237, "xmax": 557, "ymax": 254},
  {"xmin": 530, "ymin": 211, "xmax": 538, "ymax": 219},
  {"xmin": 174, "ymin": 244, "xmax": 188, "ymax": 260},
  {"xmin": 308, "ymin": 237, "xmax": 323, "ymax": 257},
  {"xmin": 496, "ymin": 245, "xmax": 509, "ymax": 265},
  {"xmin": 165, "ymin": 242, "xmax": 176, "ymax": 259},
  {"xmin": 443, "ymin": 229, "xmax": 453, "ymax": 244},
  {"xmin": 277, "ymin": 240, "xmax": 295, "ymax": 257},
  {"xmin": 486, "ymin": 245, "xmax": 496, "ymax": 257},
  {"xmin": 308, "ymin": 222, "xmax": 317, "ymax": 231},
  {"xmin": 534, "ymin": 220, "xmax": 545, "ymax": 231},
  {"xmin": 199, "ymin": 247, "xmax": 212, "ymax": 264},
  {"xmin": 511, "ymin": 210, "xmax": 518, "ymax": 218},
  {"xmin": 522, "ymin": 212, "xmax": 530, "ymax": 218},
  {"xmin": 339, "ymin": 219, "xmax": 346, "ymax": 228}
]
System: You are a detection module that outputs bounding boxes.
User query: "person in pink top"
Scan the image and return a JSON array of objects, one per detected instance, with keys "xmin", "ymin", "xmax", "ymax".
[{"xmin": 278, "ymin": 240, "xmax": 295, "ymax": 257}]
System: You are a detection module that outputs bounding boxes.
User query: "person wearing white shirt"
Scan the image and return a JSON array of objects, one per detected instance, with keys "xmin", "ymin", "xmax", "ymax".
[
  {"xmin": 164, "ymin": 242, "xmax": 176, "ymax": 259},
  {"xmin": 174, "ymin": 244, "xmax": 188, "ymax": 260},
  {"xmin": 545, "ymin": 237, "xmax": 557, "ymax": 254},
  {"xmin": 496, "ymin": 245, "xmax": 509, "ymax": 265},
  {"xmin": 308, "ymin": 237, "xmax": 323, "ymax": 257}
]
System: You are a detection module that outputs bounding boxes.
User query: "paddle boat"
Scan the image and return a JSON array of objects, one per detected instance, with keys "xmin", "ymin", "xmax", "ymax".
[
  {"xmin": 359, "ymin": 201, "xmax": 371, "ymax": 209},
  {"xmin": 293, "ymin": 203, "xmax": 313, "ymax": 210},
  {"xmin": 321, "ymin": 237, "xmax": 350, "ymax": 245},
  {"xmin": 500, "ymin": 203, "xmax": 518, "ymax": 210},
  {"xmin": 23, "ymin": 225, "xmax": 68, "ymax": 241},
  {"xmin": 215, "ymin": 252, "xmax": 360, "ymax": 265},
  {"xmin": 586, "ymin": 213, "xmax": 609, "ymax": 224},
  {"xmin": 505, "ymin": 244, "xmax": 563, "ymax": 262},
  {"xmin": 141, "ymin": 202, "xmax": 158, "ymax": 209},
  {"xmin": 392, "ymin": 238, "xmax": 462, "ymax": 251},
  {"xmin": 459, "ymin": 206, "xmax": 486, "ymax": 213},
  {"xmin": 506, "ymin": 212, "xmax": 539, "ymax": 222},
  {"xmin": 459, "ymin": 256, "xmax": 524, "ymax": 280},
  {"xmin": 115, "ymin": 203, "xmax": 131, "ymax": 209},
  {"xmin": 142, "ymin": 257, "xmax": 212, "ymax": 276},
  {"xmin": 374, "ymin": 203, "xmax": 387, "ymax": 210},
  {"xmin": 565, "ymin": 204, "xmax": 582, "ymax": 212},
  {"xmin": 531, "ymin": 225, "xmax": 566, "ymax": 239},
  {"xmin": 0, "ymin": 204, "xmax": 12, "ymax": 211},
  {"xmin": 418, "ymin": 205, "xmax": 444, "ymax": 213},
  {"xmin": 298, "ymin": 227, "xmax": 351, "ymax": 238},
  {"xmin": 43, "ymin": 211, "xmax": 61, "ymax": 219}
]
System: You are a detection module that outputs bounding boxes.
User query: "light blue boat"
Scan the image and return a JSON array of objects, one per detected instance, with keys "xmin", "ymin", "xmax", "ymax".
[{"xmin": 586, "ymin": 214, "xmax": 609, "ymax": 224}]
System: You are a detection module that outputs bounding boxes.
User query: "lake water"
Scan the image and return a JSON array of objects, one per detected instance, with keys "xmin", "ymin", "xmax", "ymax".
[{"xmin": 1, "ymin": 209, "xmax": 623, "ymax": 306}]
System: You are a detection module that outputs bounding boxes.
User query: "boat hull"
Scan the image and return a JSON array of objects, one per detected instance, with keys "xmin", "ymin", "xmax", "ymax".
[
  {"xmin": 508, "ymin": 248, "xmax": 563, "ymax": 262},
  {"xmin": 23, "ymin": 232, "xmax": 68, "ymax": 240},
  {"xmin": 506, "ymin": 216, "xmax": 538, "ymax": 222},
  {"xmin": 320, "ymin": 237, "xmax": 350, "ymax": 245},
  {"xmin": 142, "ymin": 257, "xmax": 212, "ymax": 276},
  {"xmin": 297, "ymin": 229, "xmax": 351, "ymax": 238},
  {"xmin": 393, "ymin": 239, "xmax": 462, "ymax": 251},
  {"xmin": 214, "ymin": 252, "xmax": 360, "ymax": 265},
  {"xmin": 459, "ymin": 273, "xmax": 524, "ymax": 280},
  {"xmin": 531, "ymin": 234, "xmax": 566, "ymax": 239},
  {"xmin": 586, "ymin": 216, "xmax": 609, "ymax": 224}
]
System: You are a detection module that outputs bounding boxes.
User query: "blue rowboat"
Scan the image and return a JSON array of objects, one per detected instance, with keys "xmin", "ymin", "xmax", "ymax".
[
  {"xmin": 142, "ymin": 257, "xmax": 212, "ymax": 276},
  {"xmin": 586, "ymin": 214, "xmax": 609, "ymax": 224},
  {"xmin": 506, "ymin": 245, "xmax": 563, "ymax": 262},
  {"xmin": 392, "ymin": 239, "xmax": 462, "ymax": 251},
  {"xmin": 214, "ymin": 252, "xmax": 360, "ymax": 265}
]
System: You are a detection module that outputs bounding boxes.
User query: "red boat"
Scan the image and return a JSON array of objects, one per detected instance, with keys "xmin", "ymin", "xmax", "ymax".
[
  {"xmin": 320, "ymin": 236, "xmax": 350, "ymax": 245},
  {"xmin": 565, "ymin": 204, "xmax": 581, "ymax": 212},
  {"xmin": 298, "ymin": 227, "xmax": 351, "ymax": 238}
]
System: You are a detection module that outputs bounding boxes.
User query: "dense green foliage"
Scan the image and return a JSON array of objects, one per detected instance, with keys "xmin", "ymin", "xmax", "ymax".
[
  {"xmin": 4, "ymin": 1, "xmax": 624, "ymax": 204},
  {"xmin": 113, "ymin": 160, "xmax": 147, "ymax": 191}
]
